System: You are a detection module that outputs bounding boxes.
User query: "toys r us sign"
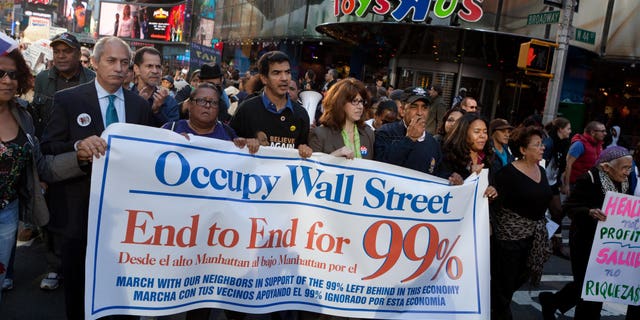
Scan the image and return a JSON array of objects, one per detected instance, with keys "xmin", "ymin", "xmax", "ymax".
[{"xmin": 334, "ymin": 0, "xmax": 484, "ymax": 23}]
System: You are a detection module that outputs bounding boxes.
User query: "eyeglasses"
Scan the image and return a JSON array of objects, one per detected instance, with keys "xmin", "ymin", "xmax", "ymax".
[
  {"xmin": 81, "ymin": 59, "xmax": 89, "ymax": 64},
  {"xmin": 350, "ymin": 98, "xmax": 366, "ymax": 106},
  {"xmin": 593, "ymin": 129, "xmax": 606, "ymax": 133},
  {"xmin": 0, "ymin": 69, "xmax": 18, "ymax": 80},
  {"xmin": 193, "ymin": 98, "xmax": 219, "ymax": 108},
  {"xmin": 528, "ymin": 143, "xmax": 544, "ymax": 149}
]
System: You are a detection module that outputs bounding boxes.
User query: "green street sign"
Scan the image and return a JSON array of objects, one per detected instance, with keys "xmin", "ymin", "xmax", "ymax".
[
  {"xmin": 527, "ymin": 11, "xmax": 561, "ymax": 25},
  {"xmin": 575, "ymin": 28, "xmax": 596, "ymax": 45}
]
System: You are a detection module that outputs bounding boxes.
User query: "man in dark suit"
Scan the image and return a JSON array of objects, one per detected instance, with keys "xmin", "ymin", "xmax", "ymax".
[{"xmin": 41, "ymin": 36, "xmax": 153, "ymax": 320}]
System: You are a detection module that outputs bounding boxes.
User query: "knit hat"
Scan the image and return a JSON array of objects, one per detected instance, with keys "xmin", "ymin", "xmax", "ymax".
[{"xmin": 596, "ymin": 146, "xmax": 631, "ymax": 165}]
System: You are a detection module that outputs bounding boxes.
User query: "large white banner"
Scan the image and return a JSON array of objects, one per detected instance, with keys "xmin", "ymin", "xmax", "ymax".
[
  {"xmin": 582, "ymin": 191, "xmax": 640, "ymax": 306},
  {"xmin": 85, "ymin": 124, "xmax": 491, "ymax": 319}
]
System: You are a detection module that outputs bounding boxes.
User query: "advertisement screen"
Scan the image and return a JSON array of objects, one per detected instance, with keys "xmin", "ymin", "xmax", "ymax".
[
  {"xmin": 27, "ymin": 0, "xmax": 53, "ymax": 5},
  {"xmin": 63, "ymin": 0, "xmax": 89, "ymax": 33},
  {"xmin": 99, "ymin": 1, "xmax": 187, "ymax": 43}
]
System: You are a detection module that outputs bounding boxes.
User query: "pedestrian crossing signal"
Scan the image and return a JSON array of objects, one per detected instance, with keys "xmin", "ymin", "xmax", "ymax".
[{"xmin": 517, "ymin": 40, "xmax": 557, "ymax": 76}]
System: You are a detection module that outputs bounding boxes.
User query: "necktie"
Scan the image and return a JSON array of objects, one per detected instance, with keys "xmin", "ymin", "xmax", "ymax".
[{"xmin": 105, "ymin": 95, "xmax": 119, "ymax": 127}]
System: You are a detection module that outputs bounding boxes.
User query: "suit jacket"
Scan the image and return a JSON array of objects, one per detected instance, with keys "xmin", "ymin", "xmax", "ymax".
[
  {"xmin": 41, "ymin": 80, "xmax": 153, "ymax": 238},
  {"xmin": 309, "ymin": 125, "xmax": 375, "ymax": 160}
]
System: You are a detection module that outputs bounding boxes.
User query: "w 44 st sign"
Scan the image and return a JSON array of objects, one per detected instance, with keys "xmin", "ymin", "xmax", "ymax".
[{"xmin": 575, "ymin": 28, "xmax": 596, "ymax": 45}]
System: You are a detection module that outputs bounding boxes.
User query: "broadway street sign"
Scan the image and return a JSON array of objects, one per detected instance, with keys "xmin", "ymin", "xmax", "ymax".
[{"xmin": 527, "ymin": 11, "xmax": 561, "ymax": 25}]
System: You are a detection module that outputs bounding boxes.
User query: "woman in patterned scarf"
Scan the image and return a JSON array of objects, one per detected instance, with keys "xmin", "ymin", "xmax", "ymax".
[
  {"xmin": 491, "ymin": 125, "xmax": 553, "ymax": 320},
  {"xmin": 539, "ymin": 146, "xmax": 640, "ymax": 320}
]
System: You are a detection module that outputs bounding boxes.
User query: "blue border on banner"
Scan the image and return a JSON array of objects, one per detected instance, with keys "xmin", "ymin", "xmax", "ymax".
[{"xmin": 90, "ymin": 134, "xmax": 485, "ymax": 316}]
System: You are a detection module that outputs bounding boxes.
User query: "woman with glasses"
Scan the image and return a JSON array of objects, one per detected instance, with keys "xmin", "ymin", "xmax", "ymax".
[
  {"xmin": 162, "ymin": 83, "xmax": 259, "ymax": 153},
  {"xmin": 434, "ymin": 107, "xmax": 464, "ymax": 145},
  {"xmin": 80, "ymin": 47, "xmax": 91, "ymax": 69},
  {"xmin": 161, "ymin": 83, "xmax": 258, "ymax": 319},
  {"xmin": 491, "ymin": 126, "xmax": 552, "ymax": 320},
  {"xmin": 309, "ymin": 78, "xmax": 374, "ymax": 159},
  {"xmin": 539, "ymin": 146, "xmax": 639, "ymax": 320}
]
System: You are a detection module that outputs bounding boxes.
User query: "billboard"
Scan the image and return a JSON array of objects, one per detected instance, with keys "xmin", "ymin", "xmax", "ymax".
[
  {"xmin": 63, "ymin": 0, "xmax": 88, "ymax": 33},
  {"xmin": 98, "ymin": 1, "xmax": 187, "ymax": 43}
]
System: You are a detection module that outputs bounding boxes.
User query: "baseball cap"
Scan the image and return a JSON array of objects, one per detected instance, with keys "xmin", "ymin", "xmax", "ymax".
[
  {"xmin": 50, "ymin": 33, "xmax": 80, "ymax": 50},
  {"xmin": 404, "ymin": 87, "xmax": 431, "ymax": 104}
]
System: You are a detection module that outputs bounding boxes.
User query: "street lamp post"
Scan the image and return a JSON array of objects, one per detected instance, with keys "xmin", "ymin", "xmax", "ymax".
[{"xmin": 543, "ymin": 0, "xmax": 575, "ymax": 124}]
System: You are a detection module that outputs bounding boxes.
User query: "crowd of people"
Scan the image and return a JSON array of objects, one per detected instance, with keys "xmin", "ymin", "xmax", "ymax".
[{"xmin": 0, "ymin": 30, "xmax": 638, "ymax": 320}]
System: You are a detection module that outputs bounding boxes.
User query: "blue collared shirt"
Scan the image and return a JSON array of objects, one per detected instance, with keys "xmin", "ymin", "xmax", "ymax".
[
  {"xmin": 261, "ymin": 92, "xmax": 294, "ymax": 115},
  {"xmin": 95, "ymin": 81, "xmax": 125, "ymax": 127}
]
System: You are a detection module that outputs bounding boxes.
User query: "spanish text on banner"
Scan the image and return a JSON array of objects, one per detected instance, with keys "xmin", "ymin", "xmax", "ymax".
[{"xmin": 582, "ymin": 191, "xmax": 640, "ymax": 306}]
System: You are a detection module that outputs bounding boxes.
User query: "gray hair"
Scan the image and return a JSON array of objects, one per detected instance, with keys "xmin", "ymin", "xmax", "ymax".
[
  {"xmin": 328, "ymin": 69, "xmax": 339, "ymax": 79},
  {"xmin": 93, "ymin": 36, "xmax": 131, "ymax": 63},
  {"xmin": 80, "ymin": 46, "xmax": 92, "ymax": 58}
]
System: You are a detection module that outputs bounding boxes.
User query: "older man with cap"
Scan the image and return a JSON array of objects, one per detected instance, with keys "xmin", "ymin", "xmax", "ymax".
[
  {"xmin": 374, "ymin": 87, "xmax": 451, "ymax": 179},
  {"xmin": 32, "ymin": 32, "xmax": 95, "ymax": 137},
  {"xmin": 199, "ymin": 63, "xmax": 231, "ymax": 122}
]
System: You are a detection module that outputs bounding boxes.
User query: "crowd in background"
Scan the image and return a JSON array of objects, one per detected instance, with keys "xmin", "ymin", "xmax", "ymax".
[{"xmin": 1, "ymin": 31, "xmax": 639, "ymax": 320}]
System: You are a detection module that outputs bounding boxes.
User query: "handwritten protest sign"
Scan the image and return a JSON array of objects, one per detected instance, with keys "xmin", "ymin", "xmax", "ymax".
[
  {"xmin": 582, "ymin": 191, "xmax": 640, "ymax": 306},
  {"xmin": 85, "ymin": 124, "xmax": 490, "ymax": 319}
]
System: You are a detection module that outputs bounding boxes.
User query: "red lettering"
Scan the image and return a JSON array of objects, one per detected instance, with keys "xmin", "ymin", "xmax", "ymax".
[
  {"xmin": 458, "ymin": 0, "xmax": 483, "ymax": 22},
  {"xmin": 247, "ymin": 217, "xmax": 268, "ymax": 248},
  {"xmin": 595, "ymin": 247, "xmax": 609, "ymax": 264},
  {"xmin": 604, "ymin": 196, "xmax": 619, "ymax": 215},
  {"xmin": 122, "ymin": 209, "xmax": 155, "ymax": 245},
  {"xmin": 175, "ymin": 215, "xmax": 199, "ymax": 247},
  {"xmin": 373, "ymin": 0, "xmax": 391, "ymax": 14},
  {"xmin": 341, "ymin": 0, "xmax": 356, "ymax": 15}
]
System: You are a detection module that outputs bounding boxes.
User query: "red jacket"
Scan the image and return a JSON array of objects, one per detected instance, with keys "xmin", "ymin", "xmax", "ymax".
[{"xmin": 569, "ymin": 133, "xmax": 603, "ymax": 184}]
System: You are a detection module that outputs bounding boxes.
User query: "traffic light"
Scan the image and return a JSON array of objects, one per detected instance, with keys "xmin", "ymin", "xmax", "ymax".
[{"xmin": 517, "ymin": 39, "xmax": 557, "ymax": 75}]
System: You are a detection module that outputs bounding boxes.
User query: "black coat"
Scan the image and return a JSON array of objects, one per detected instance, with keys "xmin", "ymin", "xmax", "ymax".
[{"xmin": 40, "ymin": 81, "xmax": 153, "ymax": 239}]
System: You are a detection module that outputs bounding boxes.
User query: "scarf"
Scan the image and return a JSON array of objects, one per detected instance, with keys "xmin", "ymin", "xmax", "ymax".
[
  {"xmin": 493, "ymin": 208, "xmax": 551, "ymax": 286},
  {"xmin": 598, "ymin": 168, "xmax": 629, "ymax": 195}
]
